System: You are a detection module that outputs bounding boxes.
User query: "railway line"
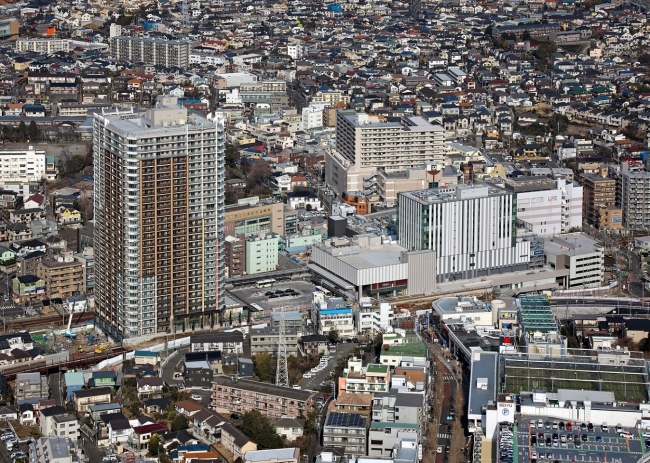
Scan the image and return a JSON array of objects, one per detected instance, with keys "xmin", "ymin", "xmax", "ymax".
[
  {"xmin": 5, "ymin": 310, "xmax": 94, "ymax": 331},
  {"xmin": 0, "ymin": 346, "xmax": 129, "ymax": 381}
]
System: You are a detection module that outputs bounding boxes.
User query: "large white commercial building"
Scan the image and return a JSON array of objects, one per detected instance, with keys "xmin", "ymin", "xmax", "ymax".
[
  {"xmin": 326, "ymin": 110, "xmax": 444, "ymax": 196},
  {"xmin": 16, "ymin": 38, "xmax": 70, "ymax": 54},
  {"xmin": 93, "ymin": 97, "xmax": 225, "ymax": 340},
  {"xmin": 398, "ymin": 185, "xmax": 530, "ymax": 283},
  {"xmin": 309, "ymin": 234, "xmax": 437, "ymax": 300},
  {"xmin": 0, "ymin": 146, "xmax": 52, "ymax": 184},
  {"xmin": 503, "ymin": 177, "xmax": 583, "ymax": 235}
]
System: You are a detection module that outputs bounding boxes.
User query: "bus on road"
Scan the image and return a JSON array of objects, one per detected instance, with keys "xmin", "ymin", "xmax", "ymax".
[{"xmin": 256, "ymin": 278, "xmax": 276, "ymax": 288}]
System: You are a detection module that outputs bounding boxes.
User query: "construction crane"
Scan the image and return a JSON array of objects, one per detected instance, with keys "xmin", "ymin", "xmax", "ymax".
[
  {"xmin": 94, "ymin": 343, "xmax": 110, "ymax": 354},
  {"xmin": 63, "ymin": 311, "xmax": 76, "ymax": 339}
]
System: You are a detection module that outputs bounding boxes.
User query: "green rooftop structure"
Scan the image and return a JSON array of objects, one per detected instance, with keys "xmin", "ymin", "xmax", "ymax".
[
  {"xmin": 366, "ymin": 364, "xmax": 389, "ymax": 374},
  {"xmin": 517, "ymin": 295, "xmax": 558, "ymax": 335}
]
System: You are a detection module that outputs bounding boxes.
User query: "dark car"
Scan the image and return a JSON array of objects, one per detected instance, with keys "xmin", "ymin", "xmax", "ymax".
[
  {"xmin": 581, "ymin": 434, "xmax": 588, "ymax": 442},
  {"xmin": 545, "ymin": 437, "xmax": 551, "ymax": 447},
  {"xmin": 559, "ymin": 422, "xmax": 565, "ymax": 430},
  {"xmin": 588, "ymin": 423, "xmax": 594, "ymax": 432},
  {"xmin": 574, "ymin": 439, "xmax": 581, "ymax": 448},
  {"xmin": 581, "ymin": 423, "xmax": 587, "ymax": 431},
  {"xmin": 531, "ymin": 436, "xmax": 537, "ymax": 445}
]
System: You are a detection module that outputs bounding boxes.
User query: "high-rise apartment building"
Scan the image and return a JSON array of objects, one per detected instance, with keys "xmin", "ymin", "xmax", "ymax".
[
  {"xmin": 620, "ymin": 171, "xmax": 650, "ymax": 230},
  {"xmin": 93, "ymin": 98, "xmax": 225, "ymax": 340},
  {"xmin": 325, "ymin": 110, "xmax": 444, "ymax": 197},
  {"xmin": 581, "ymin": 173, "xmax": 620, "ymax": 229},
  {"xmin": 398, "ymin": 185, "xmax": 530, "ymax": 282},
  {"xmin": 110, "ymin": 36, "xmax": 190, "ymax": 68}
]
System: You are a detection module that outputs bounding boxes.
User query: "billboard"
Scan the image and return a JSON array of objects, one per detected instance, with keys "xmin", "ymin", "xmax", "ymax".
[
  {"xmin": 612, "ymin": 217, "xmax": 622, "ymax": 223},
  {"xmin": 497, "ymin": 402, "xmax": 515, "ymax": 423}
]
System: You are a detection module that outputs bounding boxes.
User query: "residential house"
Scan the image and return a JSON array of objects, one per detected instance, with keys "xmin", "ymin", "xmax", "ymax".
[
  {"xmin": 299, "ymin": 334, "xmax": 329, "ymax": 356},
  {"xmin": 91, "ymin": 371, "xmax": 116, "ymax": 389},
  {"xmin": 175, "ymin": 400, "xmax": 206, "ymax": 418},
  {"xmin": 73, "ymin": 387, "xmax": 112, "ymax": 412},
  {"xmin": 144, "ymin": 397, "xmax": 173, "ymax": 414},
  {"xmin": 183, "ymin": 360, "xmax": 213, "ymax": 388},
  {"xmin": 221, "ymin": 421, "xmax": 258, "ymax": 462},
  {"xmin": 130, "ymin": 422, "xmax": 168, "ymax": 450},
  {"xmin": 137, "ymin": 377, "xmax": 165, "ymax": 399},
  {"xmin": 18, "ymin": 403, "xmax": 34, "ymax": 425},
  {"xmin": 107, "ymin": 414, "xmax": 132, "ymax": 445},
  {"xmin": 190, "ymin": 331, "xmax": 244, "ymax": 355},
  {"xmin": 39, "ymin": 405, "xmax": 68, "ymax": 436},
  {"xmin": 273, "ymin": 417, "xmax": 305, "ymax": 441}
]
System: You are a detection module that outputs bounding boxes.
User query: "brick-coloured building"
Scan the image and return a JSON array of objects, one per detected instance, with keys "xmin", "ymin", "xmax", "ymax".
[
  {"xmin": 211, "ymin": 377, "xmax": 315, "ymax": 419},
  {"xmin": 37, "ymin": 254, "xmax": 85, "ymax": 299},
  {"xmin": 224, "ymin": 234, "xmax": 245, "ymax": 278},
  {"xmin": 581, "ymin": 173, "xmax": 620, "ymax": 229}
]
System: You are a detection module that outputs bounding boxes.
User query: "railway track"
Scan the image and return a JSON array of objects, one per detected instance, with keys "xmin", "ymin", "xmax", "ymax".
[
  {"xmin": 0, "ymin": 346, "xmax": 129, "ymax": 380},
  {"xmin": 6, "ymin": 311, "xmax": 94, "ymax": 331}
]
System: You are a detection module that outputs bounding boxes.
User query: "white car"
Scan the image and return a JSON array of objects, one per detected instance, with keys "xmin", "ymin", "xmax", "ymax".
[{"xmin": 303, "ymin": 373, "xmax": 313, "ymax": 379}]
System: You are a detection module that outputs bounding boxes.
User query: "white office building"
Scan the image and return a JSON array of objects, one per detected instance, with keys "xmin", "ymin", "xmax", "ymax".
[
  {"xmin": 504, "ymin": 177, "xmax": 583, "ymax": 235},
  {"xmin": 326, "ymin": 110, "xmax": 444, "ymax": 196},
  {"xmin": 398, "ymin": 185, "xmax": 530, "ymax": 283},
  {"xmin": 0, "ymin": 146, "xmax": 49, "ymax": 184},
  {"xmin": 356, "ymin": 299, "xmax": 393, "ymax": 334},
  {"xmin": 544, "ymin": 233, "xmax": 604, "ymax": 289},
  {"xmin": 302, "ymin": 106, "xmax": 324, "ymax": 131},
  {"xmin": 311, "ymin": 289, "xmax": 356, "ymax": 337}
]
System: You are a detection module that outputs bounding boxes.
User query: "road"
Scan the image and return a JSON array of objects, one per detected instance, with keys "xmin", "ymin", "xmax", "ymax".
[
  {"xmin": 49, "ymin": 372, "xmax": 63, "ymax": 406},
  {"xmin": 160, "ymin": 346, "xmax": 190, "ymax": 387}
]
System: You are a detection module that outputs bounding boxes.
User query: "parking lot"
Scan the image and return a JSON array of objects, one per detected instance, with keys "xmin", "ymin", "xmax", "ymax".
[
  {"xmin": 514, "ymin": 418, "xmax": 644, "ymax": 463},
  {"xmin": 299, "ymin": 341, "xmax": 360, "ymax": 391},
  {"xmin": 230, "ymin": 281, "xmax": 317, "ymax": 312}
]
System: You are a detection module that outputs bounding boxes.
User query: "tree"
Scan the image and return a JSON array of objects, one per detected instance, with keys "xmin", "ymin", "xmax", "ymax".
[
  {"xmin": 171, "ymin": 414, "xmax": 189, "ymax": 432},
  {"xmin": 242, "ymin": 410, "xmax": 284, "ymax": 449},
  {"xmin": 522, "ymin": 30, "xmax": 531, "ymax": 41},
  {"xmin": 305, "ymin": 204, "xmax": 313, "ymax": 212},
  {"xmin": 247, "ymin": 159, "xmax": 272, "ymax": 190},
  {"xmin": 535, "ymin": 42, "xmax": 557, "ymax": 59},
  {"xmin": 639, "ymin": 53, "xmax": 650, "ymax": 67},
  {"xmin": 327, "ymin": 326, "xmax": 339, "ymax": 343},
  {"xmin": 147, "ymin": 434, "xmax": 161, "ymax": 457},
  {"xmin": 225, "ymin": 144, "xmax": 240, "ymax": 166},
  {"xmin": 129, "ymin": 401, "xmax": 142, "ymax": 416},
  {"xmin": 485, "ymin": 24, "xmax": 493, "ymax": 37},
  {"xmin": 27, "ymin": 121, "xmax": 38, "ymax": 141},
  {"xmin": 253, "ymin": 350, "xmax": 275, "ymax": 383}
]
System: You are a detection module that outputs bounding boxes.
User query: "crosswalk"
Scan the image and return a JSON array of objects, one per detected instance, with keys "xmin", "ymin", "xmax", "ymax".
[
  {"xmin": 438, "ymin": 433, "xmax": 451, "ymax": 439},
  {"xmin": 442, "ymin": 375, "xmax": 454, "ymax": 381}
]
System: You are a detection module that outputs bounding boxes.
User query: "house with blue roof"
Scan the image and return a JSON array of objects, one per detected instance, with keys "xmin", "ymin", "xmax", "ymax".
[{"xmin": 63, "ymin": 371, "xmax": 85, "ymax": 400}]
